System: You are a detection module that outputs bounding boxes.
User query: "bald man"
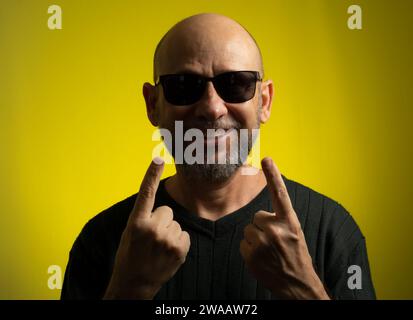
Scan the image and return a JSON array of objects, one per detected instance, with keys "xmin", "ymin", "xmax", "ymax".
[{"xmin": 61, "ymin": 13, "xmax": 375, "ymax": 300}]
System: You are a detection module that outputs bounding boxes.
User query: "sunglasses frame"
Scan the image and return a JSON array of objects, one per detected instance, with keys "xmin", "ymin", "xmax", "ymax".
[{"xmin": 154, "ymin": 70, "xmax": 263, "ymax": 105}]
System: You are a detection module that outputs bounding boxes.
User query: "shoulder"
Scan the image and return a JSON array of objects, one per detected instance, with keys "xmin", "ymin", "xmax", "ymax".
[
  {"xmin": 73, "ymin": 193, "xmax": 138, "ymax": 255},
  {"xmin": 283, "ymin": 175, "xmax": 364, "ymax": 252},
  {"xmin": 282, "ymin": 177, "xmax": 375, "ymax": 298}
]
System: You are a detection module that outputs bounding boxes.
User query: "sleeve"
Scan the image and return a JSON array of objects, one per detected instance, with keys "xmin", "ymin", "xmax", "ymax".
[
  {"xmin": 324, "ymin": 206, "xmax": 376, "ymax": 300},
  {"xmin": 61, "ymin": 223, "xmax": 109, "ymax": 300}
]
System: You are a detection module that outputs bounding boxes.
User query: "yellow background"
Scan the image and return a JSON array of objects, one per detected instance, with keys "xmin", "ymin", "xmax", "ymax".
[{"xmin": 0, "ymin": 0, "xmax": 412, "ymax": 299}]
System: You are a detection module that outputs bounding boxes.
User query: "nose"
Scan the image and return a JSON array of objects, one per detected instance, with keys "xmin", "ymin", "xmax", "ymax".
[{"xmin": 193, "ymin": 81, "xmax": 228, "ymax": 121}]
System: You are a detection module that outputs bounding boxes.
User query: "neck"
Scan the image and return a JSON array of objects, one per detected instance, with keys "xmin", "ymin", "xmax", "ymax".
[{"xmin": 165, "ymin": 165, "xmax": 267, "ymax": 221}]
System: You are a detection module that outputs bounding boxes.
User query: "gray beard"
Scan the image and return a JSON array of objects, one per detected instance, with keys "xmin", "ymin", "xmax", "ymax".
[{"xmin": 178, "ymin": 162, "xmax": 242, "ymax": 185}]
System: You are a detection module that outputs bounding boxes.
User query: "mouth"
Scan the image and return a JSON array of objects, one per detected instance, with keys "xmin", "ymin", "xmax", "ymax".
[
  {"xmin": 203, "ymin": 128, "xmax": 235, "ymax": 145},
  {"xmin": 180, "ymin": 125, "xmax": 239, "ymax": 147}
]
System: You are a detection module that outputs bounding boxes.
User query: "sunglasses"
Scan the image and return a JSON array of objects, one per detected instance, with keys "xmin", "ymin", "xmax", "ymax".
[{"xmin": 155, "ymin": 71, "xmax": 262, "ymax": 105}]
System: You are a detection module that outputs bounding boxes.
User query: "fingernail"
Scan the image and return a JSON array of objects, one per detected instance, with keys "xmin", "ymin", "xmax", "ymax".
[
  {"xmin": 153, "ymin": 157, "xmax": 164, "ymax": 165},
  {"xmin": 262, "ymin": 157, "xmax": 272, "ymax": 169}
]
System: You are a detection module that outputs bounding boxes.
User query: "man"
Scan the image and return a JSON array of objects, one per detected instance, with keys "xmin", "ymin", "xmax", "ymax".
[{"xmin": 61, "ymin": 13, "xmax": 375, "ymax": 300}]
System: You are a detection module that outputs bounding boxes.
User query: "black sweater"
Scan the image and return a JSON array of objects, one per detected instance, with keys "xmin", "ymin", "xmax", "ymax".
[{"xmin": 61, "ymin": 176, "xmax": 376, "ymax": 299}]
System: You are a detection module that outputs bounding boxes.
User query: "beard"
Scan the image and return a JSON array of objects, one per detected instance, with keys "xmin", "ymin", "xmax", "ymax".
[{"xmin": 160, "ymin": 105, "xmax": 262, "ymax": 184}]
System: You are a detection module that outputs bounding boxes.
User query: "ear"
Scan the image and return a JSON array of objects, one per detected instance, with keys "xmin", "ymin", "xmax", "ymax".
[
  {"xmin": 142, "ymin": 82, "xmax": 159, "ymax": 126},
  {"xmin": 259, "ymin": 79, "xmax": 274, "ymax": 124}
]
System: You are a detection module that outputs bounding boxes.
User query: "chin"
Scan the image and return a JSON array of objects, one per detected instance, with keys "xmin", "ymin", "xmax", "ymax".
[{"xmin": 177, "ymin": 162, "xmax": 242, "ymax": 184}]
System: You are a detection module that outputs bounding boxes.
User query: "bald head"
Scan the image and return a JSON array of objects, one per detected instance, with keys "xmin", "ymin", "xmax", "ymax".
[{"xmin": 153, "ymin": 13, "xmax": 264, "ymax": 83}]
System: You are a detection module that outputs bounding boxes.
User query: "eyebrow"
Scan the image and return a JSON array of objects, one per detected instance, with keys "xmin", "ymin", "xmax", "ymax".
[{"xmin": 166, "ymin": 69, "xmax": 245, "ymax": 75}]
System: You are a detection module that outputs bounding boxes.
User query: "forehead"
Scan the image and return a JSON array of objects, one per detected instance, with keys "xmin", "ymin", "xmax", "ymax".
[{"xmin": 157, "ymin": 29, "xmax": 260, "ymax": 76}]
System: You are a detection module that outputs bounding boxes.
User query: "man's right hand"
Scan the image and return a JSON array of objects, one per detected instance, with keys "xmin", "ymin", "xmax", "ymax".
[{"xmin": 103, "ymin": 158, "xmax": 191, "ymax": 299}]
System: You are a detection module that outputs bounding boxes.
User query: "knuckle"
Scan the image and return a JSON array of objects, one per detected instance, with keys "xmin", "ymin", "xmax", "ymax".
[
  {"xmin": 287, "ymin": 230, "xmax": 301, "ymax": 243},
  {"xmin": 139, "ymin": 185, "xmax": 156, "ymax": 200},
  {"xmin": 276, "ymin": 186, "xmax": 289, "ymax": 198},
  {"xmin": 176, "ymin": 235, "xmax": 190, "ymax": 258},
  {"xmin": 170, "ymin": 220, "xmax": 181, "ymax": 230},
  {"xmin": 175, "ymin": 246, "xmax": 188, "ymax": 263},
  {"xmin": 156, "ymin": 206, "xmax": 173, "ymax": 220},
  {"xmin": 181, "ymin": 231, "xmax": 191, "ymax": 247},
  {"xmin": 173, "ymin": 220, "xmax": 182, "ymax": 233},
  {"xmin": 158, "ymin": 205, "xmax": 173, "ymax": 214}
]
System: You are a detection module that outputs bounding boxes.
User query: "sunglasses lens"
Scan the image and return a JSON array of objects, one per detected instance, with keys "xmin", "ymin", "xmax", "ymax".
[
  {"xmin": 214, "ymin": 71, "xmax": 258, "ymax": 103},
  {"xmin": 161, "ymin": 74, "xmax": 204, "ymax": 105},
  {"xmin": 159, "ymin": 71, "xmax": 259, "ymax": 105}
]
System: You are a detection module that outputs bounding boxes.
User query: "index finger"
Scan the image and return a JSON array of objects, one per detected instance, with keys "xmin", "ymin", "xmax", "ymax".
[
  {"xmin": 261, "ymin": 157, "xmax": 294, "ymax": 219},
  {"xmin": 132, "ymin": 157, "xmax": 165, "ymax": 218}
]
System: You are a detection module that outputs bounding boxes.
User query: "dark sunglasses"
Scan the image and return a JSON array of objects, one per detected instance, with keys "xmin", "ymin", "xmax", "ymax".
[{"xmin": 155, "ymin": 71, "xmax": 262, "ymax": 105}]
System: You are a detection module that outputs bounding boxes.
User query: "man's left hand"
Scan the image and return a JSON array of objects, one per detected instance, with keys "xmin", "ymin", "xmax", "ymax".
[{"xmin": 240, "ymin": 157, "xmax": 330, "ymax": 300}]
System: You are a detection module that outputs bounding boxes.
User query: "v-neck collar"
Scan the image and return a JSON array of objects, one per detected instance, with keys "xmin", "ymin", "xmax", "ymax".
[{"xmin": 157, "ymin": 178, "xmax": 271, "ymax": 238}]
